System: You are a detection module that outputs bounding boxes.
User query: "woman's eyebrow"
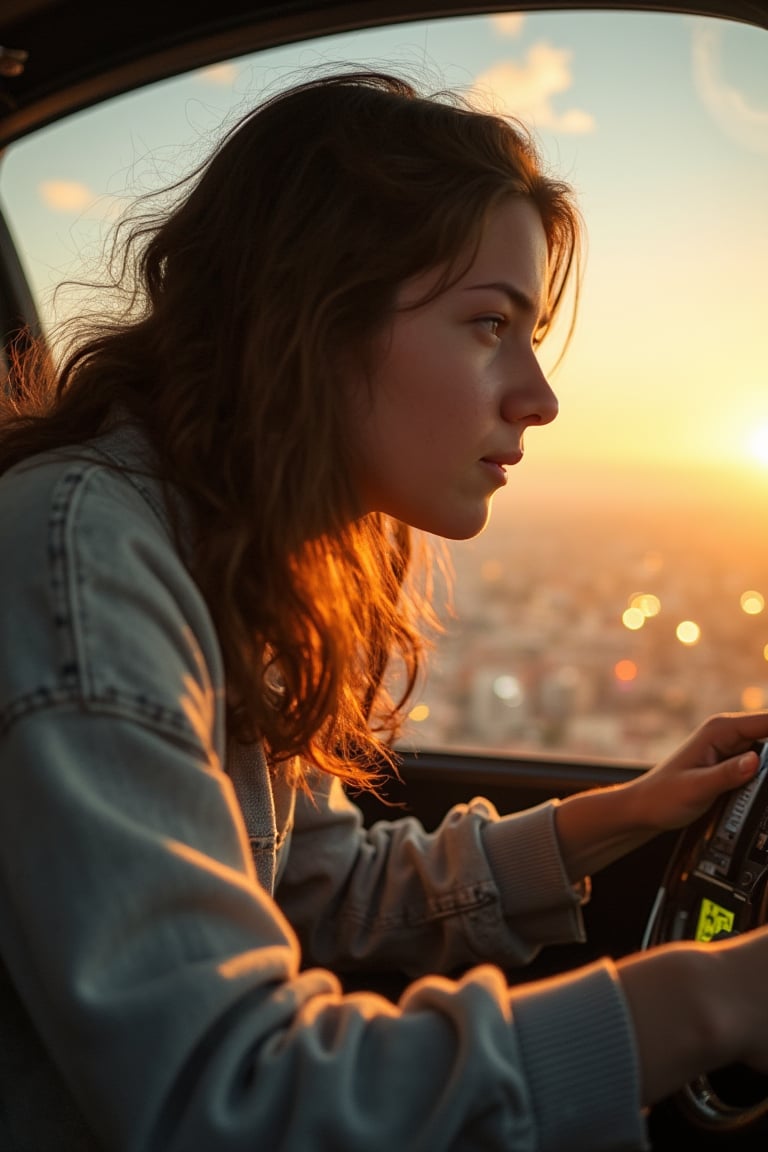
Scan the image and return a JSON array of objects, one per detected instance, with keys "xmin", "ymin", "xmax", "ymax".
[{"xmin": 463, "ymin": 281, "xmax": 550, "ymax": 326}]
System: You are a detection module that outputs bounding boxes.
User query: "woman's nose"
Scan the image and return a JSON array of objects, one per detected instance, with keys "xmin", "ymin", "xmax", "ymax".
[{"xmin": 502, "ymin": 359, "xmax": 559, "ymax": 427}]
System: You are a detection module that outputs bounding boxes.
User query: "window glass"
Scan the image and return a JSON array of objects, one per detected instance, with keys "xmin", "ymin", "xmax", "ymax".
[{"xmin": 1, "ymin": 10, "xmax": 766, "ymax": 764}]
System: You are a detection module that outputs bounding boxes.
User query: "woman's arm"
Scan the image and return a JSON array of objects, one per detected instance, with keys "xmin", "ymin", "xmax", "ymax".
[
  {"xmin": 280, "ymin": 774, "xmax": 588, "ymax": 976},
  {"xmin": 617, "ymin": 927, "xmax": 768, "ymax": 1105}
]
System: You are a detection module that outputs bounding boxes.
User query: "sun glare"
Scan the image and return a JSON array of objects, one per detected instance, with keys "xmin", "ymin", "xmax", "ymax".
[{"xmin": 746, "ymin": 425, "xmax": 768, "ymax": 467}]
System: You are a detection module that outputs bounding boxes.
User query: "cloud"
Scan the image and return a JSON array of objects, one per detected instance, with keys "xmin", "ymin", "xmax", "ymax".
[
  {"xmin": 39, "ymin": 180, "xmax": 96, "ymax": 213},
  {"xmin": 692, "ymin": 24, "xmax": 768, "ymax": 154},
  {"xmin": 39, "ymin": 181, "xmax": 130, "ymax": 226},
  {"xmin": 489, "ymin": 13, "xmax": 525, "ymax": 38},
  {"xmin": 199, "ymin": 62, "xmax": 238, "ymax": 86},
  {"xmin": 472, "ymin": 41, "xmax": 594, "ymax": 134}
]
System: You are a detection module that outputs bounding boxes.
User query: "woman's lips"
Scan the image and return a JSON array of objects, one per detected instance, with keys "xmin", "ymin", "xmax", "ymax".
[
  {"xmin": 480, "ymin": 451, "xmax": 523, "ymax": 484},
  {"xmin": 480, "ymin": 459, "xmax": 510, "ymax": 485}
]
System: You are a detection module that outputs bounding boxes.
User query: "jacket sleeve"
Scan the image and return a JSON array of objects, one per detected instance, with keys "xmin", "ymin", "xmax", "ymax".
[
  {"xmin": 278, "ymin": 773, "xmax": 588, "ymax": 977},
  {"xmin": 0, "ymin": 454, "xmax": 647, "ymax": 1152}
]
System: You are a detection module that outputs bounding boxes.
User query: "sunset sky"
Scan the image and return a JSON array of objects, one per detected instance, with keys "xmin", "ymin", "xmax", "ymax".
[{"xmin": 1, "ymin": 8, "xmax": 766, "ymax": 481}]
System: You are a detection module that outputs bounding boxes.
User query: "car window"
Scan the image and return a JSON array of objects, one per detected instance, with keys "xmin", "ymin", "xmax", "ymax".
[{"xmin": 1, "ymin": 8, "xmax": 766, "ymax": 766}]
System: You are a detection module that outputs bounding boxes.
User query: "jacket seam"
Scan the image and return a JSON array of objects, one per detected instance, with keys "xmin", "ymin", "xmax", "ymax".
[
  {"xmin": 48, "ymin": 466, "xmax": 91, "ymax": 694},
  {"xmin": 339, "ymin": 881, "xmax": 499, "ymax": 931},
  {"xmin": 0, "ymin": 687, "xmax": 201, "ymax": 752},
  {"xmin": 27, "ymin": 453, "xmax": 201, "ymax": 751}
]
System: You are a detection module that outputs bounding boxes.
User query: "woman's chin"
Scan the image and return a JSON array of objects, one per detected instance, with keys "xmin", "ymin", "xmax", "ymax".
[{"xmin": 416, "ymin": 504, "xmax": 493, "ymax": 541}]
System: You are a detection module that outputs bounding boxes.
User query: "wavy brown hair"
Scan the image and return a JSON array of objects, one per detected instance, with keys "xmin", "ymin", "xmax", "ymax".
[{"xmin": 1, "ymin": 69, "xmax": 582, "ymax": 790}]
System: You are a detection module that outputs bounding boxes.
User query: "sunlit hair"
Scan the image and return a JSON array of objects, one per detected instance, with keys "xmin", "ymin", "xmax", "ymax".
[{"xmin": 1, "ymin": 69, "xmax": 582, "ymax": 790}]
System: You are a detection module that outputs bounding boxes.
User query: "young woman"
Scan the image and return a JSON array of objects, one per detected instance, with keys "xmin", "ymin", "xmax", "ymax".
[{"xmin": 1, "ymin": 68, "xmax": 767, "ymax": 1152}]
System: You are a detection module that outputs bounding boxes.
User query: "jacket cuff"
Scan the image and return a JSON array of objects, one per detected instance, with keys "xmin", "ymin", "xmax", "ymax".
[
  {"xmin": 511, "ymin": 958, "xmax": 649, "ymax": 1152},
  {"xmin": 481, "ymin": 799, "xmax": 589, "ymax": 918}
]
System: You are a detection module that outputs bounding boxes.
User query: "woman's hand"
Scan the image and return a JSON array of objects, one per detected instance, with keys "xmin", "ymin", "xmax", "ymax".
[
  {"xmin": 553, "ymin": 710, "xmax": 768, "ymax": 883},
  {"xmin": 627, "ymin": 710, "xmax": 768, "ymax": 832}
]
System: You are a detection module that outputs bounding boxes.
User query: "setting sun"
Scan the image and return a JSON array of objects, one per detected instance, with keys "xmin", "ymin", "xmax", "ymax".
[{"xmin": 747, "ymin": 424, "xmax": 768, "ymax": 467}]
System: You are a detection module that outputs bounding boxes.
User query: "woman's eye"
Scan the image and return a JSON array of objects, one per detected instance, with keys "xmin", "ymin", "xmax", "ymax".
[{"xmin": 477, "ymin": 315, "xmax": 506, "ymax": 338}]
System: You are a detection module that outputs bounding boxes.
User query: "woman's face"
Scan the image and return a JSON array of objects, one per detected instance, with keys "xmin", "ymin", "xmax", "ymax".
[{"xmin": 351, "ymin": 198, "xmax": 559, "ymax": 540}]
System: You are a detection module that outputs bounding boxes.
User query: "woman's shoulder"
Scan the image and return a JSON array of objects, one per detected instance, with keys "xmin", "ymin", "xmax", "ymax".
[
  {"xmin": 1, "ymin": 420, "xmax": 170, "ymax": 528},
  {"xmin": 0, "ymin": 424, "xmax": 224, "ymax": 742},
  {"xmin": 0, "ymin": 422, "xmax": 188, "ymax": 589}
]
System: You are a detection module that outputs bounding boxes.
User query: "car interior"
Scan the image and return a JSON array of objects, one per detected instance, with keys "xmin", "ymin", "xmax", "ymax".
[{"xmin": 0, "ymin": 0, "xmax": 766, "ymax": 1146}]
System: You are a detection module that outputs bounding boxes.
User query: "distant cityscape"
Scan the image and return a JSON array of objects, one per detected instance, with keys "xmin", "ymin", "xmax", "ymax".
[{"xmin": 397, "ymin": 465, "xmax": 768, "ymax": 766}]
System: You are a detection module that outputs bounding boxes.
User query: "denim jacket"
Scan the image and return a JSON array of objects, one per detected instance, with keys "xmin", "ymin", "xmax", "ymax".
[{"xmin": 0, "ymin": 423, "xmax": 647, "ymax": 1152}]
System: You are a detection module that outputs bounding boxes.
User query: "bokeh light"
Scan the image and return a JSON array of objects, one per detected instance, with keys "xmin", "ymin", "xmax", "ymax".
[
  {"xmin": 629, "ymin": 593, "xmax": 661, "ymax": 618},
  {"xmin": 622, "ymin": 607, "xmax": 645, "ymax": 631},
  {"xmin": 408, "ymin": 704, "xmax": 430, "ymax": 723},
  {"xmin": 614, "ymin": 659, "xmax": 638, "ymax": 682},
  {"xmin": 741, "ymin": 685, "xmax": 765, "ymax": 710},
  {"xmin": 740, "ymin": 590, "xmax": 765, "ymax": 615},
  {"xmin": 676, "ymin": 620, "xmax": 701, "ymax": 645},
  {"xmin": 493, "ymin": 675, "xmax": 524, "ymax": 706}
]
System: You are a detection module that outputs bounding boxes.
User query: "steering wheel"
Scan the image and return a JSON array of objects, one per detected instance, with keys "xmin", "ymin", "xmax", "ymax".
[{"xmin": 642, "ymin": 750, "xmax": 768, "ymax": 1133}]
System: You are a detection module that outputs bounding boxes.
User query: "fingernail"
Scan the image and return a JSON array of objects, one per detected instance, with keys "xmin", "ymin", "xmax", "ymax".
[{"xmin": 738, "ymin": 753, "xmax": 756, "ymax": 775}]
